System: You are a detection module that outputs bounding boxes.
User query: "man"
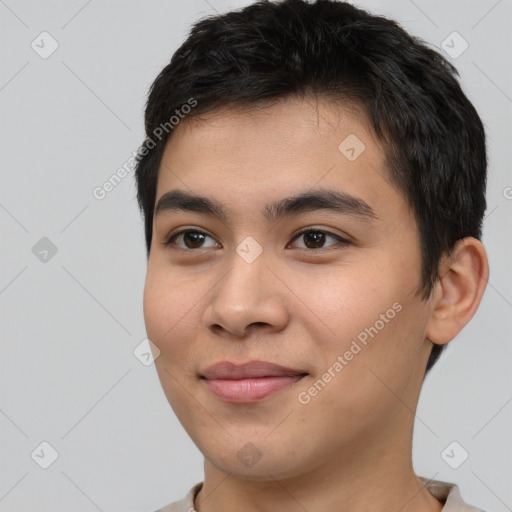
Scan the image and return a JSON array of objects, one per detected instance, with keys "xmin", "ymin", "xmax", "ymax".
[{"xmin": 134, "ymin": 1, "xmax": 489, "ymax": 510}]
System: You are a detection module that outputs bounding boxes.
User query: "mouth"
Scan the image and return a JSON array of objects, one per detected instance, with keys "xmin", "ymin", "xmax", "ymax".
[
  {"xmin": 202, "ymin": 375, "xmax": 308, "ymax": 403},
  {"xmin": 200, "ymin": 360, "xmax": 308, "ymax": 403}
]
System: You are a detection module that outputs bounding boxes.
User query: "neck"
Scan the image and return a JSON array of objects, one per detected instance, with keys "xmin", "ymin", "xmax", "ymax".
[{"xmin": 194, "ymin": 433, "xmax": 443, "ymax": 512}]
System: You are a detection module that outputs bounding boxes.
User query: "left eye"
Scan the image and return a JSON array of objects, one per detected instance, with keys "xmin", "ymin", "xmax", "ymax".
[{"xmin": 288, "ymin": 228, "xmax": 347, "ymax": 250}]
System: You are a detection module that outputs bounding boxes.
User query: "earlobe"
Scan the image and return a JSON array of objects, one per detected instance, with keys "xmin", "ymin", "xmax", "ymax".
[{"xmin": 425, "ymin": 237, "xmax": 489, "ymax": 346}]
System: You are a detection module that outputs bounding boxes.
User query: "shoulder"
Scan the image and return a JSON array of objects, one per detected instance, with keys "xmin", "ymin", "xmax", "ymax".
[
  {"xmin": 153, "ymin": 482, "xmax": 203, "ymax": 512},
  {"xmin": 419, "ymin": 476, "xmax": 487, "ymax": 511}
]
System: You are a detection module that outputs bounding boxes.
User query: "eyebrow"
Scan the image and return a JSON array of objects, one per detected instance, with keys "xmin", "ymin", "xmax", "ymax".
[{"xmin": 154, "ymin": 188, "xmax": 377, "ymax": 223}]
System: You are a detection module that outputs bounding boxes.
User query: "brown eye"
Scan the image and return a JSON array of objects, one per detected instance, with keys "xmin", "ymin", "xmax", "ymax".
[
  {"xmin": 163, "ymin": 230, "xmax": 220, "ymax": 250},
  {"xmin": 289, "ymin": 228, "xmax": 349, "ymax": 250}
]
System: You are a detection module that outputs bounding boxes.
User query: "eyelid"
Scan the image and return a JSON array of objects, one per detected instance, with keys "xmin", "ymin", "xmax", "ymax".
[
  {"xmin": 288, "ymin": 226, "xmax": 352, "ymax": 250},
  {"xmin": 291, "ymin": 226, "xmax": 351, "ymax": 242}
]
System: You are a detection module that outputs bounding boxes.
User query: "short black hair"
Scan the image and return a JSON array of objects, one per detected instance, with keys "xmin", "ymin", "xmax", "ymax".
[{"xmin": 134, "ymin": 0, "xmax": 487, "ymax": 374}]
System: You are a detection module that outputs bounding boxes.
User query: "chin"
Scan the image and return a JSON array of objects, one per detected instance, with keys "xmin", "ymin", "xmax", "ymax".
[{"xmin": 203, "ymin": 443, "xmax": 310, "ymax": 482}]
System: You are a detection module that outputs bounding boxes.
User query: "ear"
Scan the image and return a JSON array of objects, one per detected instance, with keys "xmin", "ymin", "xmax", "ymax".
[{"xmin": 425, "ymin": 237, "xmax": 489, "ymax": 345}]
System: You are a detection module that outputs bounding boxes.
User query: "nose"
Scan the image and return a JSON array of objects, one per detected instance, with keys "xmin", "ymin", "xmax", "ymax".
[{"xmin": 201, "ymin": 247, "xmax": 289, "ymax": 339}]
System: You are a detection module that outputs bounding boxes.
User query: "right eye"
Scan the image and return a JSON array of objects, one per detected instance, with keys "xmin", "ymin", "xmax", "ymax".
[{"xmin": 162, "ymin": 229, "xmax": 221, "ymax": 250}]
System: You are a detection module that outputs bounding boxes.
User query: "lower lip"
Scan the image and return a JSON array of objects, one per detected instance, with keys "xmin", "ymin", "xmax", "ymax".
[{"xmin": 203, "ymin": 375, "xmax": 306, "ymax": 403}]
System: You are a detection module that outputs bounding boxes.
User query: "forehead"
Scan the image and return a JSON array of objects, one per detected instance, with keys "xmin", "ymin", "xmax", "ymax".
[{"xmin": 154, "ymin": 96, "xmax": 404, "ymax": 223}]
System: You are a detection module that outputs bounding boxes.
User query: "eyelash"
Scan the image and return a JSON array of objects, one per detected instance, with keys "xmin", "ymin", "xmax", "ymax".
[{"xmin": 162, "ymin": 227, "xmax": 351, "ymax": 252}]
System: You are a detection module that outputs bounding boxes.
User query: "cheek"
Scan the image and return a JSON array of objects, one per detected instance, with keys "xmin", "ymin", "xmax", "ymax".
[
  {"xmin": 309, "ymin": 264, "xmax": 397, "ymax": 345},
  {"xmin": 312, "ymin": 260, "xmax": 423, "ymax": 376},
  {"xmin": 143, "ymin": 272, "xmax": 209, "ymax": 404},
  {"xmin": 142, "ymin": 270, "xmax": 167, "ymax": 342},
  {"xmin": 303, "ymin": 297, "xmax": 425, "ymax": 432},
  {"xmin": 143, "ymin": 267, "xmax": 197, "ymax": 354}
]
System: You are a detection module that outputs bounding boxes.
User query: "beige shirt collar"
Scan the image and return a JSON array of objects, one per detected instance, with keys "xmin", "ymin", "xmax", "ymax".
[{"xmin": 155, "ymin": 477, "xmax": 486, "ymax": 512}]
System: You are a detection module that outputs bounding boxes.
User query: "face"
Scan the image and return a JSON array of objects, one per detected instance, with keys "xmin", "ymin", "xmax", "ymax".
[{"xmin": 143, "ymin": 96, "xmax": 435, "ymax": 481}]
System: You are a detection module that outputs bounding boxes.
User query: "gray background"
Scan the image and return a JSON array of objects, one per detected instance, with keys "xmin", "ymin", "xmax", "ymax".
[{"xmin": 1, "ymin": 0, "xmax": 511, "ymax": 511}]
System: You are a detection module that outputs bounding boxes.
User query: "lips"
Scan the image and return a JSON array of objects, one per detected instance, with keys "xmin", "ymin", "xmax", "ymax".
[{"xmin": 200, "ymin": 360, "xmax": 308, "ymax": 380}]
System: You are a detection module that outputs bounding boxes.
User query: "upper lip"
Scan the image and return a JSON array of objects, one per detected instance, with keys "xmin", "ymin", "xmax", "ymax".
[{"xmin": 200, "ymin": 360, "xmax": 308, "ymax": 380}]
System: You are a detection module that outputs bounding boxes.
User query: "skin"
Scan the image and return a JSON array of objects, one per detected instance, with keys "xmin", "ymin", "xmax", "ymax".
[{"xmin": 143, "ymin": 95, "xmax": 489, "ymax": 512}]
